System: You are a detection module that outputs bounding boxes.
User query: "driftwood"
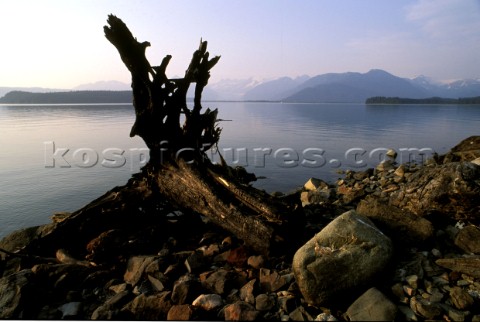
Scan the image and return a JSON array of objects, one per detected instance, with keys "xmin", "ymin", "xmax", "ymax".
[{"xmin": 102, "ymin": 15, "xmax": 303, "ymax": 256}]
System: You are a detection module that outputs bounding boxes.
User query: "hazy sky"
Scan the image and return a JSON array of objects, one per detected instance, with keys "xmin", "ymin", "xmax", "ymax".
[{"xmin": 1, "ymin": 0, "xmax": 479, "ymax": 88}]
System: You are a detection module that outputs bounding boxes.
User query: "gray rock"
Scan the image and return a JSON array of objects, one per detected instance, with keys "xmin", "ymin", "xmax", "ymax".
[
  {"xmin": 346, "ymin": 287, "xmax": 397, "ymax": 321},
  {"xmin": 224, "ymin": 301, "xmax": 258, "ymax": 321},
  {"xmin": 58, "ymin": 302, "xmax": 82, "ymax": 319},
  {"xmin": 292, "ymin": 210, "xmax": 393, "ymax": 306},
  {"xmin": 192, "ymin": 293, "xmax": 223, "ymax": 311},
  {"xmin": 454, "ymin": 225, "xmax": 480, "ymax": 254}
]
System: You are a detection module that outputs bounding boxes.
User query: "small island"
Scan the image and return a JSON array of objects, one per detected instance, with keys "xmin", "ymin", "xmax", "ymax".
[
  {"xmin": 0, "ymin": 90, "xmax": 133, "ymax": 104},
  {"xmin": 366, "ymin": 96, "xmax": 480, "ymax": 104}
]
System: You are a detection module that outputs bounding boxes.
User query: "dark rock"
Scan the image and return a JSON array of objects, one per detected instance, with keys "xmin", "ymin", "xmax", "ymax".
[
  {"xmin": 336, "ymin": 184, "xmax": 366, "ymax": 204},
  {"xmin": 449, "ymin": 286, "xmax": 474, "ymax": 310},
  {"xmin": 0, "ymin": 225, "xmax": 55, "ymax": 255},
  {"xmin": 292, "ymin": 210, "xmax": 393, "ymax": 306},
  {"xmin": 204, "ymin": 269, "xmax": 234, "ymax": 295},
  {"xmin": 91, "ymin": 290, "xmax": 133, "ymax": 320},
  {"xmin": 224, "ymin": 301, "xmax": 259, "ymax": 321},
  {"xmin": 357, "ymin": 195, "xmax": 434, "ymax": 244},
  {"xmin": 255, "ymin": 293, "xmax": 276, "ymax": 311},
  {"xmin": 454, "ymin": 225, "xmax": 480, "ymax": 254},
  {"xmin": 288, "ymin": 306, "xmax": 312, "ymax": 321},
  {"xmin": 277, "ymin": 292, "xmax": 297, "ymax": 313},
  {"xmin": 124, "ymin": 256, "xmax": 157, "ymax": 286},
  {"xmin": 171, "ymin": 274, "xmax": 202, "ymax": 305},
  {"xmin": 0, "ymin": 269, "xmax": 33, "ymax": 318},
  {"xmin": 389, "ymin": 162, "xmax": 480, "ymax": 221},
  {"xmin": 147, "ymin": 274, "xmax": 165, "ymax": 292},
  {"xmin": 121, "ymin": 291, "xmax": 172, "ymax": 320},
  {"xmin": 85, "ymin": 229, "xmax": 125, "ymax": 262},
  {"xmin": 259, "ymin": 268, "xmax": 288, "ymax": 293},
  {"xmin": 184, "ymin": 251, "xmax": 208, "ymax": 273},
  {"xmin": 239, "ymin": 279, "xmax": 256, "ymax": 304},
  {"xmin": 346, "ymin": 287, "xmax": 397, "ymax": 321},
  {"xmin": 300, "ymin": 189, "xmax": 333, "ymax": 207},
  {"xmin": 227, "ymin": 246, "xmax": 249, "ymax": 267},
  {"xmin": 167, "ymin": 304, "xmax": 194, "ymax": 321},
  {"xmin": 247, "ymin": 255, "xmax": 265, "ymax": 269},
  {"xmin": 410, "ymin": 296, "xmax": 442, "ymax": 319}
]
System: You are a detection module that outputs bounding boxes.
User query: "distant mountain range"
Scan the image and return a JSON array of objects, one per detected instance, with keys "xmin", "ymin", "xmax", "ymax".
[
  {"xmin": 241, "ymin": 70, "xmax": 480, "ymax": 103},
  {"xmin": 1, "ymin": 70, "xmax": 480, "ymax": 103}
]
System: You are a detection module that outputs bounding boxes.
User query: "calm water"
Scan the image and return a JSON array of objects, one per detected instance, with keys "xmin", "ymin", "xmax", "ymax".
[{"xmin": 1, "ymin": 102, "xmax": 479, "ymax": 238}]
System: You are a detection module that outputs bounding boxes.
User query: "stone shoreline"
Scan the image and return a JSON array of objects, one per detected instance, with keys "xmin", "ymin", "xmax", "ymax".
[{"xmin": 1, "ymin": 136, "xmax": 480, "ymax": 320}]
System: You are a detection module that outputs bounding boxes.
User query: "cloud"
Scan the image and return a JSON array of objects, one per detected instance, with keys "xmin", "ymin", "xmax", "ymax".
[{"xmin": 406, "ymin": 0, "xmax": 480, "ymax": 41}]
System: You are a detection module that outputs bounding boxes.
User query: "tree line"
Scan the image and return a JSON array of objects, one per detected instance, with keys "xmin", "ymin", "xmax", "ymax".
[{"xmin": 366, "ymin": 96, "xmax": 480, "ymax": 104}]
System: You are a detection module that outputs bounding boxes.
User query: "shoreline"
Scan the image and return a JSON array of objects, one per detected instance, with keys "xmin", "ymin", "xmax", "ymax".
[{"xmin": 1, "ymin": 136, "xmax": 480, "ymax": 320}]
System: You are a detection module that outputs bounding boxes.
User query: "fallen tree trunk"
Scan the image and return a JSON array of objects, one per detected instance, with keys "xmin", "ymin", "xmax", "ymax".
[{"xmin": 100, "ymin": 15, "xmax": 303, "ymax": 256}]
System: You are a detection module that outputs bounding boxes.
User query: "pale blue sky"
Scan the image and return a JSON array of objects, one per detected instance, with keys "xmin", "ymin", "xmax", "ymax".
[{"xmin": 1, "ymin": 0, "xmax": 479, "ymax": 88}]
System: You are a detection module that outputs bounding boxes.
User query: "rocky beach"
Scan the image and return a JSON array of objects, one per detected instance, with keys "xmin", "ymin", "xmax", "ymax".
[{"xmin": 1, "ymin": 135, "xmax": 480, "ymax": 321}]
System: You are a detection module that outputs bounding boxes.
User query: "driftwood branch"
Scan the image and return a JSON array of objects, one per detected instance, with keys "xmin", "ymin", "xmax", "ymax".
[{"xmin": 104, "ymin": 15, "xmax": 303, "ymax": 255}]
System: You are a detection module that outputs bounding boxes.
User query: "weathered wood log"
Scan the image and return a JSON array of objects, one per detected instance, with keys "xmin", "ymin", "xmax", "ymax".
[{"xmin": 103, "ymin": 15, "xmax": 304, "ymax": 256}]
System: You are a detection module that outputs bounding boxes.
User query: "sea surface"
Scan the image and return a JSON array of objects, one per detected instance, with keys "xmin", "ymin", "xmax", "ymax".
[{"xmin": 1, "ymin": 102, "xmax": 479, "ymax": 238}]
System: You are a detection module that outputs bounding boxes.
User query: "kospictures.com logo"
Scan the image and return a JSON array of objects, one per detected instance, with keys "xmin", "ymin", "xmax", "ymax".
[{"xmin": 43, "ymin": 141, "xmax": 435, "ymax": 171}]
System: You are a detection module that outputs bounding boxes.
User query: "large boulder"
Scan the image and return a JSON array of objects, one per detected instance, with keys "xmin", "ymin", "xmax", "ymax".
[
  {"xmin": 0, "ymin": 269, "xmax": 34, "ymax": 319},
  {"xmin": 441, "ymin": 135, "xmax": 480, "ymax": 163},
  {"xmin": 389, "ymin": 162, "xmax": 480, "ymax": 222},
  {"xmin": 292, "ymin": 210, "xmax": 393, "ymax": 306},
  {"xmin": 356, "ymin": 195, "xmax": 434, "ymax": 245}
]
